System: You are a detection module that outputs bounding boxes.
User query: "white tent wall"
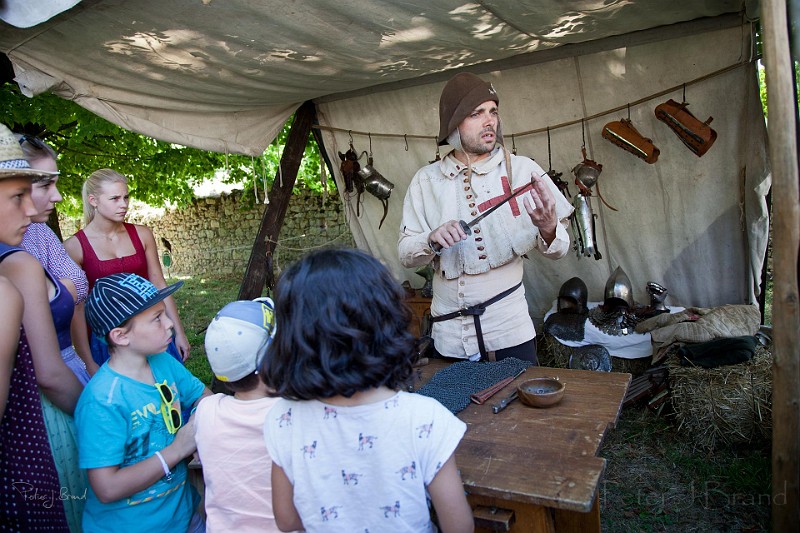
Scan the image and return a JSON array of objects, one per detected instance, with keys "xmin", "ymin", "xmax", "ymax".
[{"xmin": 317, "ymin": 23, "xmax": 769, "ymax": 328}]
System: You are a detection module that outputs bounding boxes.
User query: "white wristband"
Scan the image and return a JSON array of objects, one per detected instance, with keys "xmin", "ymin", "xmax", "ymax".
[{"xmin": 154, "ymin": 450, "xmax": 173, "ymax": 481}]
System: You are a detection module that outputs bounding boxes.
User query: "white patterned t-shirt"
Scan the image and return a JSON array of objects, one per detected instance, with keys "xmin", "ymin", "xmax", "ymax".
[{"xmin": 263, "ymin": 391, "xmax": 466, "ymax": 533}]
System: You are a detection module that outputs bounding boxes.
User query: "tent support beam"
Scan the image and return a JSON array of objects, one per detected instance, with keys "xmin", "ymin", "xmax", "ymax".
[
  {"xmin": 237, "ymin": 100, "xmax": 316, "ymax": 300},
  {"xmin": 762, "ymin": 0, "xmax": 800, "ymax": 530}
]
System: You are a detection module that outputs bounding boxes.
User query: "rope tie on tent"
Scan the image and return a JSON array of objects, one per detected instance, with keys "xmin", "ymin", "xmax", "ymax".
[
  {"xmin": 250, "ymin": 156, "xmax": 261, "ymax": 204},
  {"xmin": 320, "ymin": 146, "xmax": 328, "ymax": 206},
  {"xmin": 252, "ymin": 164, "xmax": 259, "ymax": 203},
  {"xmin": 261, "ymin": 157, "xmax": 270, "ymax": 205},
  {"xmin": 262, "ymin": 159, "xmax": 268, "ymax": 204}
]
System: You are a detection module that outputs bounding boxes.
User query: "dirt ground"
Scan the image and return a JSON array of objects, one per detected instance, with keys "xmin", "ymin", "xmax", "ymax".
[{"xmin": 599, "ymin": 407, "xmax": 772, "ymax": 532}]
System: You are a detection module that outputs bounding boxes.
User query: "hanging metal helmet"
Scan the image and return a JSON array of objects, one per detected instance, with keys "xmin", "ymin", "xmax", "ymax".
[
  {"xmin": 557, "ymin": 277, "xmax": 588, "ymax": 315},
  {"xmin": 603, "ymin": 266, "xmax": 634, "ymax": 309}
]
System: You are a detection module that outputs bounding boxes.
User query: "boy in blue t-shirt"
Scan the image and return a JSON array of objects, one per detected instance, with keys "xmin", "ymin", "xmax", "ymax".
[{"xmin": 75, "ymin": 273, "xmax": 211, "ymax": 532}]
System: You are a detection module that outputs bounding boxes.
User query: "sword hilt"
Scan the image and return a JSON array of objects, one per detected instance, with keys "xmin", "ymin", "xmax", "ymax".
[{"xmin": 430, "ymin": 220, "xmax": 472, "ymax": 252}]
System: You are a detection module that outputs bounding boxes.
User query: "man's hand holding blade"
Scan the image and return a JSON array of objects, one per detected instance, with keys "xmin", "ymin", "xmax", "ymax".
[
  {"xmin": 523, "ymin": 173, "xmax": 557, "ymax": 245},
  {"xmin": 428, "ymin": 219, "xmax": 469, "ymax": 253}
]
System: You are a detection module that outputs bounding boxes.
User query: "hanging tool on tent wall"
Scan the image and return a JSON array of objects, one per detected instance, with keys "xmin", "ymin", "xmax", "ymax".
[
  {"xmin": 602, "ymin": 119, "xmax": 660, "ymax": 163},
  {"xmin": 544, "ymin": 126, "xmax": 571, "ymax": 199},
  {"xmin": 602, "ymin": 104, "xmax": 660, "ymax": 164},
  {"xmin": 355, "ymin": 133, "xmax": 395, "ymax": 229},
  {"xmin": 338, "ymin": 131, "xmax": 361, "ymax": 193},
  {"xmin": 570, "ymin": 132, "xmax": 604, "ymax": 260},
  {"xmin": 654, "ymin": 93, "xmax": 717, "ymax": 157},
  {"xmin": 339, "ymin": 133, "xmax": 395, "ymax": 229},
  {"xmin": 337, "ymin": 133, "xmax": 367, "ymax": 223},
  {"xmin": 429, "ymin": 136, "xmax": 441, "ymax": 164}
]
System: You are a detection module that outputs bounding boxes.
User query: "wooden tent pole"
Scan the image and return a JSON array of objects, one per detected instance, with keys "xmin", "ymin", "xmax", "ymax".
[
  {"xmin": 761, "ymin": 1, "xmax": 800, "ymax": 530},
  {"xmin": 237, "ymin": 100, "xmax": 316, "ymax": 300}
]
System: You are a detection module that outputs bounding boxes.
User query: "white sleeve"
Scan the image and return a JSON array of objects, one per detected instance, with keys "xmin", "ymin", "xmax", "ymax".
[
  {"xmin": 263, "ymin": 399, "xmax": 293, "ymax": 476},
  {"xmin": 398, "ymin": 173, "xmax": 438, "ymax": 268},
  {"xmin": 415, "ymin": 396, "xmax": 467, "ymax": 485}
]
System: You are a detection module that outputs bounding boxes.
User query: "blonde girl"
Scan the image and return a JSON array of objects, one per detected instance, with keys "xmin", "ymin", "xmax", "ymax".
[{"xmin": 64, "ymin": 169, "xmax": 190, "ymax": 364}]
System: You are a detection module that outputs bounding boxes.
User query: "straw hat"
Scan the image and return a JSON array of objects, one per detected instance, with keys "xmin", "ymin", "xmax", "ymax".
[{"xmin": 0, "ymin": 123, "xmax": 58, "ymax": 179}]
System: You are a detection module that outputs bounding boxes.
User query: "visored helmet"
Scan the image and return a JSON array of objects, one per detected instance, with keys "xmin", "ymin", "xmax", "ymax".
[
  {"xmin": 557, "ymin": 277, "xmax": 588, "ymax": 315},
  {"xmin": 603, "ymin": 266, "xmax": 634, "ymax": 309},
  {"xmin": 646, "ymin": 281, "xmax": 668, "ymax": 311}
]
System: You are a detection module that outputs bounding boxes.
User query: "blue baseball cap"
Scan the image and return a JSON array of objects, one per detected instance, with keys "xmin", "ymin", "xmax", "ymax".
[
  {"xmin": 86, "ymin": 273, "xmax": 183, "ymax": 337},
  {"xmin": 204, "ymin": 298, "xmax": 276, "ymax": 382}
]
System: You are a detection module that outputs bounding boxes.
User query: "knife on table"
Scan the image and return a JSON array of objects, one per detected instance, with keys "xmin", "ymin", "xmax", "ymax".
[
  {"xmin": 431, "ymin": 179, "xmax": 535, "ymax": 252},
  {"xmin": 492, "ymin": 390, "xmax": 519, "ymax": 414}
]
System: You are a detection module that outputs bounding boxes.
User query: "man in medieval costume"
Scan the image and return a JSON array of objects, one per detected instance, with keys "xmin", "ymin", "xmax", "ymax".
[{"xmin": 398, "ymin": 72, "xmax": 573, "ymax": 363}]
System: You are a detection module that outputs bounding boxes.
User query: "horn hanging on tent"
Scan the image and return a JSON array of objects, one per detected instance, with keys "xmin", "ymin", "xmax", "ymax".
[{"xmin": 654, "ymin": 98, "xmax": 717, "ymax": 157}]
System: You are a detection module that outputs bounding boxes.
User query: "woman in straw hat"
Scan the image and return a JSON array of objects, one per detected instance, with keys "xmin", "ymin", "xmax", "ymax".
[
  {"xmin": 0, "ymin": 122, "xmax": 78, "ymax": 531},
  {"xmin": 15, "ymin": 132, "xmax": 90, "ymax": 531}
]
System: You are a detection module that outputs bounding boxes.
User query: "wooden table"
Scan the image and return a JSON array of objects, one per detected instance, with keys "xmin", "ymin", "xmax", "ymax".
[{"xmin": 415, "ymin": 360, "xmax": 631, "ymax": 533}]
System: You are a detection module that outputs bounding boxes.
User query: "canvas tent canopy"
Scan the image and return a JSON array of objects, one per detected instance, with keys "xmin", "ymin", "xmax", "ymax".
[
  {"xmin": 0, "ymin": 0, "xmax": 769, "ymax": 323},
  {"xmin": 0, "ymin": 1, "xmax": 756, "ymax": 154}
]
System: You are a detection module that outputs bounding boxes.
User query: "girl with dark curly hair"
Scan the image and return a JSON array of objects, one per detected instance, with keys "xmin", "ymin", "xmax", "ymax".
[{"xmin": 262, "ymin": 248, "xmax": 473, "ymax": 533}]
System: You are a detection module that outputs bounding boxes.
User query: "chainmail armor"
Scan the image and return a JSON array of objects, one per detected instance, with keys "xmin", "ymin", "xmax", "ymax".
[
  {"xmin": 588, "ymin": 306, "xmax": 643, "ymax": 336},
  {"xmin": 543, "ymin": 312, "xmax": 587, "ymax": 341},
  {"xmin": 415, "ymin": 357, "xmax": 532, "ymax": 414}
]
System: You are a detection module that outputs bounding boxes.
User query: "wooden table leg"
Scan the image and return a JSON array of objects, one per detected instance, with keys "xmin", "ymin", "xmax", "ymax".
[
  {"xmin": 552, "ymin": 489, "xmax": 600, "ymax": 533},
  {"xmin": 469, "ymin": 494, "xmax": 555, "ymax": 533}
]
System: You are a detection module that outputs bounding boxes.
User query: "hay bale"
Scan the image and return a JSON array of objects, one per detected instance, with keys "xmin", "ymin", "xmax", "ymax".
[
  {"xmin": 668, "ymin": 345, "xmax": 772, "ymax": 451},
  {"xmin": 538, "ymin": 334, "xmax": 652, "ymax": 376},
  {"xmin": 538, "ymin": 334, "xmax": 572, "ymax": 368},
  {"xmin": 611, "ymin": 357, "xmax": 652, "ymax": 376}
]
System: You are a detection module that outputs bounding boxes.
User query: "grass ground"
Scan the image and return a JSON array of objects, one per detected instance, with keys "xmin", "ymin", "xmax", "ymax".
[
  {"xmin": 170, "ymin": 274, "xmax": 240, "ymax": 386},
  {"xmin": 172, "ymin": 274, "xmax": 773, "ymax": 532},
  {"xmin": 599, "ymin": 407, "xmax": 771, "ymax": 532}
]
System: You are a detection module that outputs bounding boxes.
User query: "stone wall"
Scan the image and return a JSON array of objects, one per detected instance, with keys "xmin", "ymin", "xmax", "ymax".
[{"xmin": 60, "ymin": 189, "xmax": 354, "ymax": 278}]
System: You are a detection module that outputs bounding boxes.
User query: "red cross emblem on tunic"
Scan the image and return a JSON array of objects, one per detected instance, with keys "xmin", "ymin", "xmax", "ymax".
[{"xmin": 477, "ymin": 175, "xmax": 533, "ymax": 217}]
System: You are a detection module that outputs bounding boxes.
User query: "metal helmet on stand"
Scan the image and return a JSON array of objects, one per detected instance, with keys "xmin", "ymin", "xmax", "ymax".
[
  {"xmin": 557, "ymin": 277, "xmax": 589, "ymax": 315},
  {"xmin": 603, "ymin": 266, "xmax": 634, "ymax": 309}
]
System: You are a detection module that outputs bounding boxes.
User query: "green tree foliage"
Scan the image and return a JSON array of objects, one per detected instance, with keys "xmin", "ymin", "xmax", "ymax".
[
  {"xmin": 754, "ymin": 21, "xmax": 800, "ymax": 121},
  {"xmin": 0, "ymin": 82, "xmax": 331, "ymax": 217}
]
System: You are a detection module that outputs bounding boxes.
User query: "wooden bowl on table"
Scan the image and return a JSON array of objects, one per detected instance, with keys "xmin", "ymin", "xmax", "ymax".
[{"xmin": 517, "ymin": 377, "xmax": 566, "ymax": 408}]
